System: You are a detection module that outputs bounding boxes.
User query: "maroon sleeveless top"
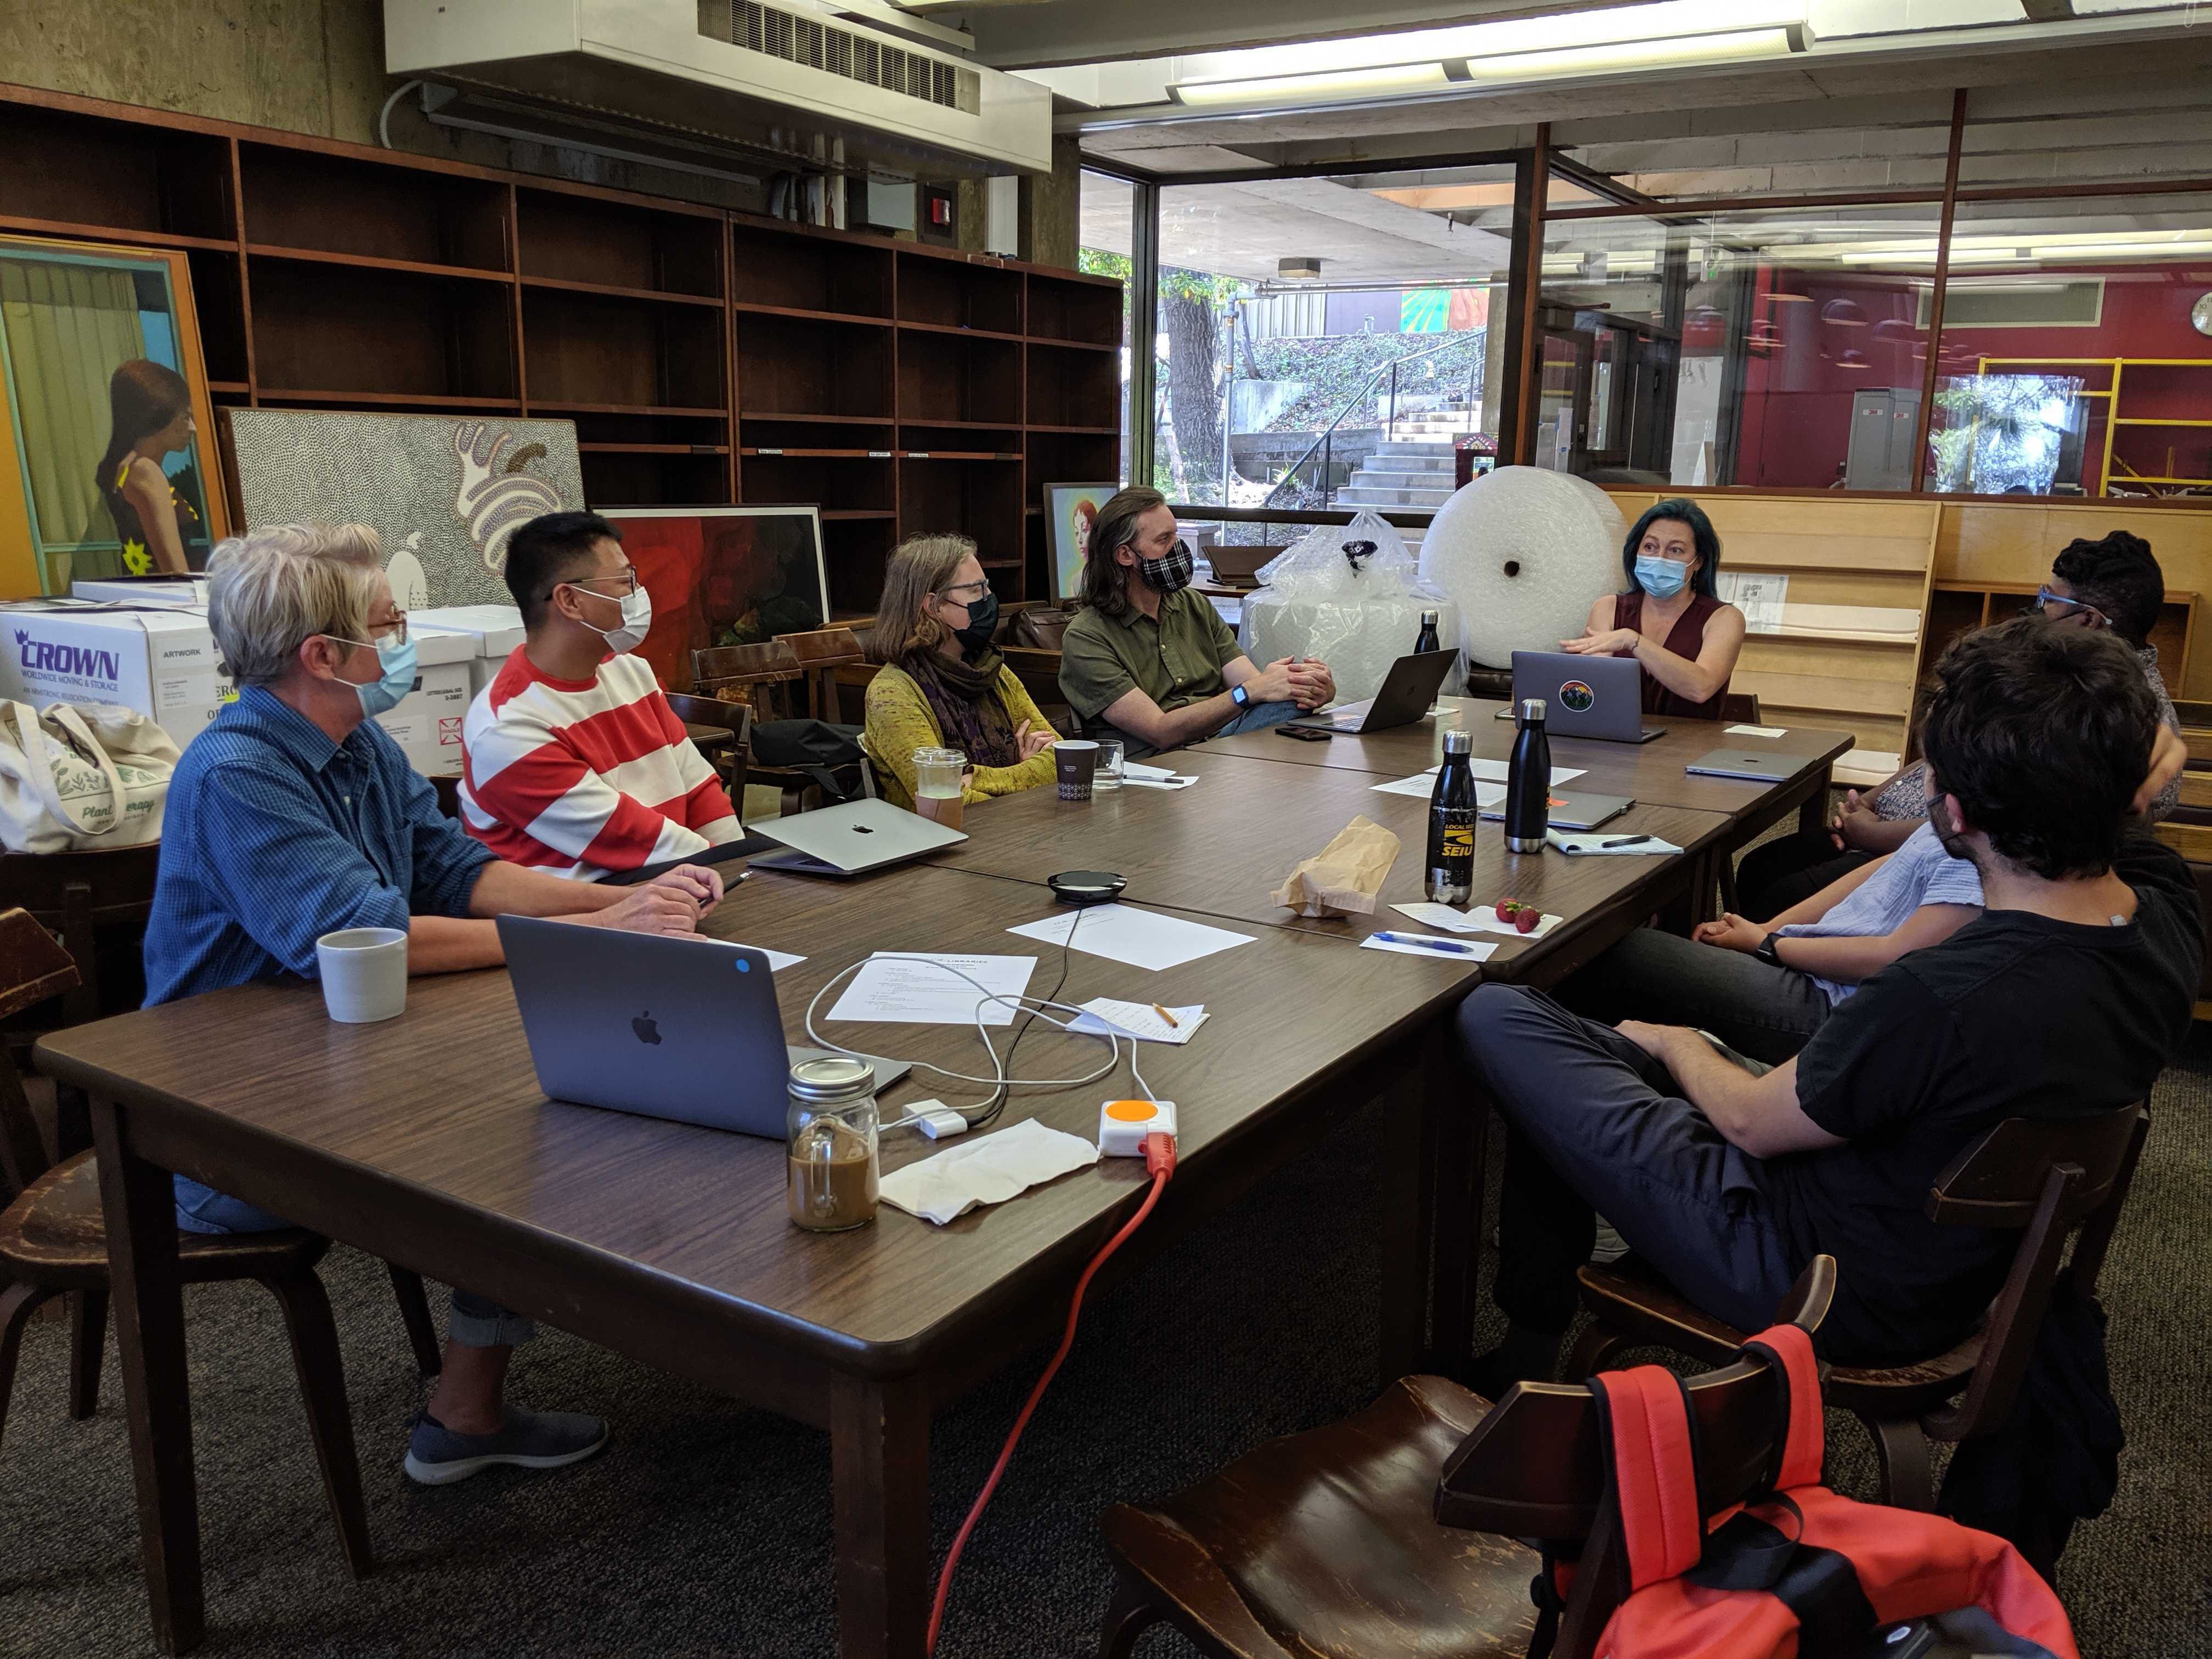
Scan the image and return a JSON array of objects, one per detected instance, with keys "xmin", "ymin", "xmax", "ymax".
[{"xmin": 1612, "ymin": 590, "xmax": 1726, "ymax": 719}]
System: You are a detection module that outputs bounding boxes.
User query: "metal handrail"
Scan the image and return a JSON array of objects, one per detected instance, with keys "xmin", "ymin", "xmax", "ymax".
[{"xmin": 1260, "ymin": 333, "xmax": 1483, "ymax": 509}]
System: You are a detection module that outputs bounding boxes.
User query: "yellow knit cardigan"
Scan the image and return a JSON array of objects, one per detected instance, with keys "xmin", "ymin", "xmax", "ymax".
[{"xmin": 862, "ymin": 660, "xmax": 1059, "ymax": 809}]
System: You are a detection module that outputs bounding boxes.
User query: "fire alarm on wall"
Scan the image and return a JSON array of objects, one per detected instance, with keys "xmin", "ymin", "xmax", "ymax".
[{"xmin": 919, "ymin": 184, "xmax": 957, "ymax": 247}]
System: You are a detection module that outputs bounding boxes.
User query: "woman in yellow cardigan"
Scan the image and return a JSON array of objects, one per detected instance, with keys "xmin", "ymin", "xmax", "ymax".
[{"xmin": 863, "ymin": 533, "xmax": 1058, "ymax": 809}]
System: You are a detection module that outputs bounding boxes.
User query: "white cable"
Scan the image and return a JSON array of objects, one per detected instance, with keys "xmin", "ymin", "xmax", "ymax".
[{"xmin": 377, "ymin": 79, "xmax": 424, "ymax": 151}]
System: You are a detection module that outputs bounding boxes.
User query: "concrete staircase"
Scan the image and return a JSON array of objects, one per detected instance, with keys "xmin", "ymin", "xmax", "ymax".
[{"xmin": 1331, "ymin": 425, "xmax": 1462, "ymax": 514}]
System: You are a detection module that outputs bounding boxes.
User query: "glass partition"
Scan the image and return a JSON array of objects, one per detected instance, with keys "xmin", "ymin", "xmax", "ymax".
[{"xmin": 1076, "ymin": 168, "xmax": 1138, "ymax": 488}]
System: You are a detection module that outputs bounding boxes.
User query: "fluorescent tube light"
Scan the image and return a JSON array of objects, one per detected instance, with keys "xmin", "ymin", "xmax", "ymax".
[
  {"xmin": 1444, "ymin": 25, "xmax": 1803, "ymax": 82},
  {"xmin": 1168, "ymin": 63, "xmax": 1452, "ymax": 106}
]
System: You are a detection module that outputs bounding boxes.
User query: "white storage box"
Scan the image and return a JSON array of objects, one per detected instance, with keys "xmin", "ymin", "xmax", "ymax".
[
  {"xmin": 413, "ymin": 605, "xmax": 526, "ymax": 697},
  {"xmin": 70, "ymin": 575, "xmax": 211, "ymax": 607},
  {"xmin": 375, "ymin": 660, "xmax": 472, "ymax": 777},
  {"xmin": 0, "ymin": 602, "xmax": 233, "ymax": 750}
]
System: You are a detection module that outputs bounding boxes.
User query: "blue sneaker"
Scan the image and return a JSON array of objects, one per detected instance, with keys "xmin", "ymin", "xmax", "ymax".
[{"xmin": 403, "ymin": 1408, "xmax": 609, "ymax": 1487}]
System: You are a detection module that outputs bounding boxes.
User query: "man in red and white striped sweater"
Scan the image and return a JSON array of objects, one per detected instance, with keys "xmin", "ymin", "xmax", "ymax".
[{"xmin": 461, "ymin": 512, "xmax": 741, "ymax": 880}]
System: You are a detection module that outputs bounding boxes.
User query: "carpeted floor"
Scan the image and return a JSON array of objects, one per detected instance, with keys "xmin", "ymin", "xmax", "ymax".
[{"xmin": 4, "ymin": 1028, "xmax": 2208, "ymax": 1658}]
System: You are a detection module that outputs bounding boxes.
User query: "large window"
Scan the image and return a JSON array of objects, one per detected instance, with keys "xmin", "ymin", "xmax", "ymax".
[
  {"xmin": 1077, "ymin": 168, "xmax": 1138, "ymax": 487},
  {"xmin": 1154, "ymin": 167, "xmax": 1511, "ymax": 528},
  {"xmin": 1537, "ymin": 205, "xmax": 1940, "ymax": 490}
]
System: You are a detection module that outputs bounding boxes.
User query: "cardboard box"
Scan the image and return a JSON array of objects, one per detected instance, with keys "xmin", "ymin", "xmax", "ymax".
[
  {"xmin": 70, "ymin": 576, "xmax": 211, "ymax": 607},
  {"xmin": 0, "ymin": 602, "xmax": 234, "ymax": 749},
  {"xmin": 414, "ymin": 605, "xmax": 526, "ymax": 698},
  {"xmin": 374, "ymin": 660, "xmax": 472, "ymax": 777}
]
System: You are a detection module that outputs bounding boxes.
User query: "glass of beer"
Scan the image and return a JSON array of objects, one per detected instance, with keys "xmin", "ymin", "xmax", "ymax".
[{"xmin": 912, "ymin": 746, "xmax": 966, "ymax": 830}]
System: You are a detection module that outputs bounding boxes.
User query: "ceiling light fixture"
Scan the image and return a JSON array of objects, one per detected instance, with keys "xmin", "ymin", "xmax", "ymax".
[
  {"xmin": 1444, "ymin": 24, "xmax": 1805, "ymax": 83},
  {"xmin": 1167, "ymin": 62, "xmax": 1452, "ymax": 106}
]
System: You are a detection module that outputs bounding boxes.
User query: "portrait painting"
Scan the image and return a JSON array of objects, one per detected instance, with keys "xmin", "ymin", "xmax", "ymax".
[
  {"xmin": 601, "ymin": 506, "xmax": 829, "ymax": 693},
  {"xmin": 0, "ymin": 235, "xmax": 229, "ymax": 597},
  {"xmin": 1042, "ymin": 481, "xmax": 1114, "ymax": 605}
]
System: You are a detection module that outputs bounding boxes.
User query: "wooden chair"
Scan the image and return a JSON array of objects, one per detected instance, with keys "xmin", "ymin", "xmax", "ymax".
[
  {"xmin": 1719, "ymin": 691, "xmax": 1762, "ymax": 725},
  {"xmin": 0, "ymin": 907, "xmax": 441, "ymax": 1567},
  {"xmin": 693, "ymin": 630, "xmax": 868, "ymax": 814},
  {"xmin": 1097, "ymin": 1259, "xmax": 1837, "ymax": 1659},
  {"xmin": 0, "ymin": 844, "xmax": 163, "ymax": 1027},
  {"xmin": 664, "ymin": 692, "xmax": 753, "ymax": 809},
  {"xmin": 1097, "ymin": 1256, "xmax": 1840, "ymax": 1659},
  {"xmin": 1569, "ymin": 1103, "xmax": 2148, "ymax": 1511}
]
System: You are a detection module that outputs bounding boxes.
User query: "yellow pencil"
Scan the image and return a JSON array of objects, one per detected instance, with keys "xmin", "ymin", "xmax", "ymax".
[{"xmin": 1152, "ymin": 1003, "xmax": 1180, "ymax": 1029}]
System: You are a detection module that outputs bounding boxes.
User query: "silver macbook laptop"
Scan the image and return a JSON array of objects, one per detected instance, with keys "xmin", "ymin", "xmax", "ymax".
[
  {"xmin": 498, "ymin": 916, "xmax": 909, "ymax": 1136},
  {"xmin": 1510, "ymin": 650, "xmax": 1665, "ymax": 744},
  {"xmin": 1480, "ymin": 789, "xmax": 1634, "ymax": 831},
  {"xmin": 748, "ymin": 797, "xmax": 967, "ymax": 877},
  {"xmin": 1684, "ymin": 748, "xmax": 1798, "ymax": 783},
  {"xmin": 1286, "ymin": 649, "xmax": 1459, "ymax": 735}
]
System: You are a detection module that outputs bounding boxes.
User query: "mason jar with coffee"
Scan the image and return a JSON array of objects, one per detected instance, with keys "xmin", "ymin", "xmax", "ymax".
[{"xmin": 786, "ymin": 1056, "xmax": 881, "ymax": 1232}]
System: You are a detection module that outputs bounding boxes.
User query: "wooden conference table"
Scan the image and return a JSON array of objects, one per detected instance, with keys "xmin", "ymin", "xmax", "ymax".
[{"xmin": 33, "ymin": 718, "xmax": 1843, "ymax": 1659}]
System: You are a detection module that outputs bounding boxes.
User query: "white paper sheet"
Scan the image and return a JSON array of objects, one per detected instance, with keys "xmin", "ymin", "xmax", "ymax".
[
  {"xmin": 1370, "ymin": 768, "xmax": 1510, "ymax": 805},
  {"xmin": 1007, "ymin": 904, "xmax": 1255, "ymax": 972},
  {"xmin": 1122, "ymin": 761, "xmax": 1179, "ymax": 781},
  {"xmin": 1725, "ymin": 724, "xmax": 1790, "ymax": 740},
  {"xmin": 1359, "ymin": 933, "xmax": 1498, "ymax": 962},
  {"xmin": 1392, "ymin": 901, "xmax": 1562, "ymax": 940},
  {"xmin": 826, "ymin": 952, "xmax": 1037, "ymax": 1026},
  {"xmin": 1066, "ymin": 1000, "xmax": 1207, "ymax": 1044},
  {"xmin": 1716, "ymin": 571, "xmax": 1788, "ymax": 634},
  {"xmin": 727, "ymin": 942, "xmax": 806, "ymax": 972}
]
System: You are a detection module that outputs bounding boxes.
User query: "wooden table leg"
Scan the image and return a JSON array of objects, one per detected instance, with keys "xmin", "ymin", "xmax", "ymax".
[
  {"xmin": 92, "ymin": 1098, "xmax": 203, "ymax": 1655},
  {"xmin": 831, "ymin": 1372, "xmax": 931, "ymax": 1659},
  {"xmin": 1799, "ymin": 765, "xmax": 1834, "ymax": 838}
]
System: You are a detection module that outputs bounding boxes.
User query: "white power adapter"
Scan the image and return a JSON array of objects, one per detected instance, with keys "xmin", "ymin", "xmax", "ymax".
[{"xmin": 1097, "ymin": 1098, "xmax": 1176, "ymax": 1157}]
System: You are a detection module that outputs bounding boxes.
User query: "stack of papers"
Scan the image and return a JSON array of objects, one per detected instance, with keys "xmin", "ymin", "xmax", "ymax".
[
  {"xmin": 1372, "ymin": 768, "xmax": 1506, "ymax": 805},
  {"xmin": 1547, "ymin": 832, "xmax": 1681, "ymax": 857},
  {"xmin": 825, "ymin": 952, "xmax": 1037, "ymax": 1025},
  {"xmin": 1007, "ymin": 904, "xmax": 1254, "ymax": 971}
]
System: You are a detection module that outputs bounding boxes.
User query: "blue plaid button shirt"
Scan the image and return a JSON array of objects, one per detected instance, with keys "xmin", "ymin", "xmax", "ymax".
[{"xmin": 144, "ymin": 685, "xmax": 496, "ymax": 1007}]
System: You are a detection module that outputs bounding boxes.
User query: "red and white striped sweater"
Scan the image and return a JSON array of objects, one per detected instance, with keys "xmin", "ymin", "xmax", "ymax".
[{"xmin": 459, "ymin": 646, "xmax": 738, "ymax": 879}]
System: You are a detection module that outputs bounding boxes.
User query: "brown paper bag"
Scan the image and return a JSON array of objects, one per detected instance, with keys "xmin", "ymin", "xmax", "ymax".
[{"xmin": 1271, "ymin": 815, "xmax": 1402, "ymax": 917}]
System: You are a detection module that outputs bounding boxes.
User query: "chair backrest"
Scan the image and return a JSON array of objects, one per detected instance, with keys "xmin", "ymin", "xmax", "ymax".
[
  {"xmin": 1719, "ymin": 690, "xmax": 1762, "ymax": 725},
  {"xmin": 691, "ymin": 640, "xmax": 803, "ymax": 718},
  {"xmin": 1921, "ymin": 1102, "xmax": 2148, "ymax": 1441},
  {"xmin": 781, "ymin": 627, "xmax": 866, "ymax": 722},
  {"xmin": 0, "ymin": 843, "xmax": 162, "ymax": 1024},
  {"xmin": 0, "ymin": 906, "xmax": 83, "ymax": 1200},
  {"xmin": 1434, "ymin": 1256, "xmax": 1837, "ymax": 1659}
]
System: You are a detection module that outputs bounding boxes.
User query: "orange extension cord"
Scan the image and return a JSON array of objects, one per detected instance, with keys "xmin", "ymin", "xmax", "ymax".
[{"xmin": 926, "ymin": 1130, "xmax": 1178, "ymax": 1655}]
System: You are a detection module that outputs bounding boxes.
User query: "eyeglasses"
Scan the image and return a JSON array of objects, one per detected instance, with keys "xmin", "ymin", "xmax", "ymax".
[
  {"xmin": 321, "ymin": 613, "xmax": 408, "ymax": 651},
  {"xmin": 2030, "ymin": 586, "xmax": 2111, "ymax": 629},
  {"xmin": 939, "ymin": 579, "xmax": 992, "ymax": 601},
  {"xmin": 564, "ymin": 571, "xmax": 641, "ymax": 598}
]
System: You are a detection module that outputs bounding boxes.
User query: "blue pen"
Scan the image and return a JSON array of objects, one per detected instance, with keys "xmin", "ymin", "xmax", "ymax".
[{"xmin": 1372, "ymin": 931, "xmax": 1477, "ymax": 955}]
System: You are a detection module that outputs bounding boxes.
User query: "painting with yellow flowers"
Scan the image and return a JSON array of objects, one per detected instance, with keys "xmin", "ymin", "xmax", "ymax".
[{"xmin": 0, "ymin": 236, "xmax": 228, "ymax": 598}]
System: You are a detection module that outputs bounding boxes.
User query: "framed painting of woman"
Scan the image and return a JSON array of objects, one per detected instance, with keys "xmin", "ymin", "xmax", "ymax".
[{"xmin": 0, "ymin": 235, "xmax": 229, "ymax": 597}]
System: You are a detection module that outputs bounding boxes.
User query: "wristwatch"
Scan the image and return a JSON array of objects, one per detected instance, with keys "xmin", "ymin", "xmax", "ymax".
[
  {"xmin": 1230, "ymin": 683, "xmax": 1251, "ymax": 709},
  {"xmin": 1753, "ymin": 934, "xmax": 1786, "ymax": 969}
]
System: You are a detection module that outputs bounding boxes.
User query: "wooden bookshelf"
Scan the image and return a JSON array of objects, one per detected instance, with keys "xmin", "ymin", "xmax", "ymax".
[{"xmin": 0, "ymin": 82, "xmax": 1120, "ymax": 613}]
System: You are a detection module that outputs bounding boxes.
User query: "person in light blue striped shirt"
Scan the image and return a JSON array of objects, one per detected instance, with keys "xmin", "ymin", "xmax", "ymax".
[{"xmin": 1569, "ymin": 820, "xmax": 1983, "ymax": 1067}]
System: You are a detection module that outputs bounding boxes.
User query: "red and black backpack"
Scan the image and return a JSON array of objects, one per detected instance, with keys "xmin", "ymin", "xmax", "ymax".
[{"xmin": 1533, "ymin": 1324, "xmax": 2078, "ymax": 1659}]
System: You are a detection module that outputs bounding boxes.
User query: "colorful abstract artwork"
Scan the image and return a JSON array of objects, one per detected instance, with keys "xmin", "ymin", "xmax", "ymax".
[
  {"xmin": 602, "ymin": 506, "xmax": 829, "ymax": 693},
  {"xmin": 223, "ymin": 409, "xmax": 584, "ymax": 607}
]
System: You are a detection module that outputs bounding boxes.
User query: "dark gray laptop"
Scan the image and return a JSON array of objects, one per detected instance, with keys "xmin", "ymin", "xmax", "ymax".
[
  {"xmin": 1480, "ymin": 789, "xmax": 1634, "ymax": 831},
  {"xmin": 1510, "ymin": 650, "xmax": 1665, "ymax": 743},
  {"xmin": 1684, "ymin": 748, "xmax": 1798, "ymax": 782},
  {"xmin": 1286, "ymin": 648, "xmax": 1460, "ymax": 735},
  {"xmin": 748, "ymin": 797, "xmax": 967, "ymax": 877},
  {"xmin": 498, "ymin": 916, "xmax": 908, "ymax": 1136}
]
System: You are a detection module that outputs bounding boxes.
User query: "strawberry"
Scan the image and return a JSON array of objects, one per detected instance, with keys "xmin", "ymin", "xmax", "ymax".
[
  {"xmin": 1515, "ymin": 907, "xmax": 1540, "ymax": 934},
  {"xmin": 1494, "ymin": 899, "xmax": 1519, "ymax": 922}
]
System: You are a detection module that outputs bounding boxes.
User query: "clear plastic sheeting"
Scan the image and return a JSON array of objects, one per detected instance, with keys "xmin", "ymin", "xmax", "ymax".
[
  {"xmin": 1238, "ymin": 512, "xmax": 1460, "ymax": 704},
  {"xmin": 1418, "ymin": 467, "xmax": 1624, "ymax": 672}
]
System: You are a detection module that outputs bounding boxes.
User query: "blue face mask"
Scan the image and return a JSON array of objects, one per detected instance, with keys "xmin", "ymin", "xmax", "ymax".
[
  {"xmin": 329, "ymin": 633, "xmax": 417, "ymax": 718},
  {"xmin": 1635, "ymin": 554, "xmax": 1691, "ymax": 599}
]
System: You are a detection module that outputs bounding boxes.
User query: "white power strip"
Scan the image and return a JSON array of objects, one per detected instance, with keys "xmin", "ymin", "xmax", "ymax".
[{"xmin": 1098, "ymin": 1099, "xmax": 1176, "ymax": 1158}]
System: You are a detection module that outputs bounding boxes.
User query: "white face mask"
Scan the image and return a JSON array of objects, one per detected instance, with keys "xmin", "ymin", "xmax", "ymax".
[{"xmin": 571, "ymin": 583, "xmax": 653, "ymax": 654}]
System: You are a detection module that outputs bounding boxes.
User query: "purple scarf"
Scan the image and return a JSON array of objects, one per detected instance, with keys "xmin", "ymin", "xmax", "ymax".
[{"xmin": 902, "ymin": 646, "xmax": 1022, "ymax": 770}]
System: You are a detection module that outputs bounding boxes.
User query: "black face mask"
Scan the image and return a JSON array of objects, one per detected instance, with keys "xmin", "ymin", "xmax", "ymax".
[
  {"xmin": 946, "ymin": 587, "xmax": 1000, "ymax": 656},
  {"xmin": 1928, "ymin": 791, "xmax": 1973, "ymax": 862},
  {"xmin": 1134, "ymin": 538, "xmax": 1196, "ymax": 595}
]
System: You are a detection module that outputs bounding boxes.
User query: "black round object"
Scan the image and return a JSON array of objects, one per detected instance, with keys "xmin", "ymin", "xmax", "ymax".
[{"xmin": 1047, "ymin": 870, "xmax": 1128, "ymax": 906}]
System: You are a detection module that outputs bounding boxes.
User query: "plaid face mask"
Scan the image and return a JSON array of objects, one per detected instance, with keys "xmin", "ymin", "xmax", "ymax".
[{"xmin": 1135, "ymin": 538, "xmax": 1196, "ymax": 594}]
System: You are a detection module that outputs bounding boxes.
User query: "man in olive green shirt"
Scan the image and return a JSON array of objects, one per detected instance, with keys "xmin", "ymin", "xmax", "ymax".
[{"xmin": 1058, "ymin": 487, "xmax": 1334, "ymax": 759}]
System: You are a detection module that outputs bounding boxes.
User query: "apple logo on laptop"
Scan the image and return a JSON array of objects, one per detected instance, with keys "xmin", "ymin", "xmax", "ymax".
[{"xmin": 631, "ymin": 1011, "xmax": 662, "ymax": 1046}]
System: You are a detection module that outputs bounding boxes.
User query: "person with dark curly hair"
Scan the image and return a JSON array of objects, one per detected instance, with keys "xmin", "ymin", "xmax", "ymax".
[
  {"xmin": 1735, "ymin": 528, "xmax": 2182, "ymax": 920},
  {"xmin": 1453, "ymin": 618, "xmax": 2194, "ymax": 1385}
]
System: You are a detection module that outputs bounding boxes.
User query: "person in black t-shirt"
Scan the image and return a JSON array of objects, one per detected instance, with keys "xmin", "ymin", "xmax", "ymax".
[{"xmin": 1455, "ymin": 618, "xmax": 2198, "ymax": 1385}]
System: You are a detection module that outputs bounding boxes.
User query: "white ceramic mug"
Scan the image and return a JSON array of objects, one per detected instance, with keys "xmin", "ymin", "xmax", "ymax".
[{"xmin": 315, "ymin": 926, "xmax": 409, "ymax": 1023}]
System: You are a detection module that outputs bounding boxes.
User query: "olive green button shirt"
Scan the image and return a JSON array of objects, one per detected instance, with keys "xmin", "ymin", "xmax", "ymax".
[{"xmin": 1057, "ymin": 589, "xmax": 1244, "ymax": 723}]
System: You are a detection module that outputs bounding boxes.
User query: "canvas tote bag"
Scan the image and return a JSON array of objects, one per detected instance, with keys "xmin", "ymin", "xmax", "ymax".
[{"xmin": 0, "ymin": 700, "xmax": 178, "ymax": 854}]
